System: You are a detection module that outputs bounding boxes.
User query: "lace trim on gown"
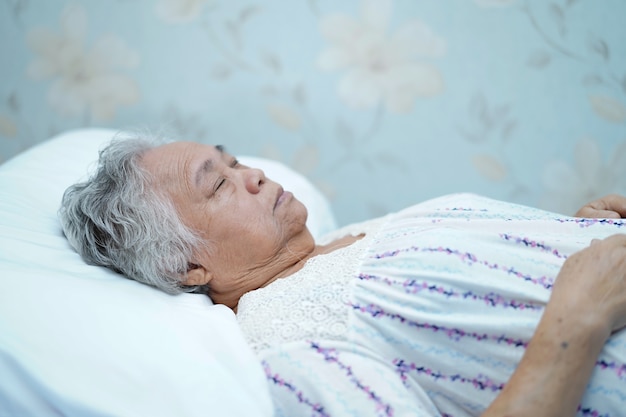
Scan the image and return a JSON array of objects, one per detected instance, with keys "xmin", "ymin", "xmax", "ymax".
[{"xmin": 236, "ymin": 217, "xmax": 389, "ymax": 353}]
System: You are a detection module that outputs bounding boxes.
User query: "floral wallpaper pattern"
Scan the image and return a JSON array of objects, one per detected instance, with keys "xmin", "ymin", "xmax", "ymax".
[{"xmin": 1, "ymin": 0, "xmax": 625, "ymax": 225}]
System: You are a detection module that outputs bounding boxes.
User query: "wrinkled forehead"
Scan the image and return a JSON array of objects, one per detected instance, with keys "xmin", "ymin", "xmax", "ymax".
[{"xmin": 139, "ymin": 141, "xmax": 222, "ymax": 193}]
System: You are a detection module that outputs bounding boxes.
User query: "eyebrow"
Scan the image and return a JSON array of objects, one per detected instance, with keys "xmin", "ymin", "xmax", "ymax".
[{"xmin": 193, "ymin": 145, "xmax": 225, "ymax": 188}]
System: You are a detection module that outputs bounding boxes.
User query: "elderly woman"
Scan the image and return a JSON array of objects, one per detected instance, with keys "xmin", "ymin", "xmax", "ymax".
[{"xmin": 59, "ymin": 136, "xmax": 626, "ymax": 417}]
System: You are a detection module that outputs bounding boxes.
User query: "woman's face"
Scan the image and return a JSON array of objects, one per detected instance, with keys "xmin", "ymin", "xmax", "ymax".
[{"xmin": 140, "ymin": 141, "xmax": 313, "ymax": 306}]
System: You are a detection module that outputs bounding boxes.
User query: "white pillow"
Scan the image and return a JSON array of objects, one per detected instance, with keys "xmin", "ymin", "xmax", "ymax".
[{"xmin": 0, "ymin": 128, "xmax": 337, "ymax": 417}]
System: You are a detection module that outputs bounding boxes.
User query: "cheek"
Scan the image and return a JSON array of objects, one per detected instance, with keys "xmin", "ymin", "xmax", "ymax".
[
  {"xmin": 218, "ymin": 216, "xmax": 284, "ymax": 256},
  {"xmin": 204, "ymin": 198, "xmax": 308, "ymax": 264},
  {"xmin": 207, "ymin": 224, "xmax": 284, "ymax": 278}
]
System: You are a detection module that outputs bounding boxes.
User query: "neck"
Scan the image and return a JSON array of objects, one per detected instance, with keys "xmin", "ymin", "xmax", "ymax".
[
  {"xmin": 214, "ymin": 233, "xmax": 365, "ymax": 312},
  {"xmin": 209, "ymin": 245, "xmax": 316, "ymax": 311}
]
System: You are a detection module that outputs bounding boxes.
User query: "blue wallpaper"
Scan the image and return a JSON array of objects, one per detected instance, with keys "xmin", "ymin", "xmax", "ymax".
[{"xmin": 1, "ymin": 0, "xmax": 625, "ymax": 225}]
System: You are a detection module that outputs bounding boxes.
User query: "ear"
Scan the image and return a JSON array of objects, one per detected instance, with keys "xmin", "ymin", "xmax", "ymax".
[{"xmin": 183, "ymin": 264, "xmax": 213, "ymax": 286}]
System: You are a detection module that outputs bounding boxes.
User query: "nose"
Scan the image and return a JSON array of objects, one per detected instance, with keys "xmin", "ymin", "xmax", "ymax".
[{"xmin": 244, "ymin": 167, "xmax": 265, "ymax": 194}]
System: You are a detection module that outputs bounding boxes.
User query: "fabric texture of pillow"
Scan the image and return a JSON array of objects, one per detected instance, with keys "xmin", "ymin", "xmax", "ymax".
[{"xmin": 0, "ymin": 128, "xmax": 337, "ymax": 417}]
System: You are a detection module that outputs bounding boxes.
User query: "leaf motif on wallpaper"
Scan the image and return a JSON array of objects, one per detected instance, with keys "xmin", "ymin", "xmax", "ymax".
[
  {"xmin": 469, "ymin": 94, "xmax": 512, "ymax": 129},
  {"xmin": 239, "ymin": 5, "xmax": 262, "ymax": 23},
  {"xmin": 527, "ymin": 50, "xmax": 551, "ymax": 69},
  {"xmin": 582, "ymin": 74, "xmax": 604, "ymax": 87},
  {"xmin": 6, "ymin": 0, "xmax": 28, "ymax": 20},
  {"xmin": 260, "ymin": 51, "xmax": 282, "ymax": 75},
  {"xmin": 589, "ymin": 95, "xmax": 626, "ymax": 123},
  {"xmin": 266, "ymin": 103, "xmax": 302, "ymax": 131},
  {"xmin": 225, "ymin": 21, "xmax": 243, "ymax": 51},
  {"xmin": 307, "ymin": 0, "xmax": 321, "ymax": 17},
  {"xmin": 588, "ymin": 36, "xmax": 610, "ymax": 62},
  {"xmin": 472, "ymin": 154, "xmax": 507, "ymax": 181},
  {"xmin": 8, "ymin": 92, "xmax": 19, "ymax": 113},
  {"xmin": 548, "ymin": 3, "xmax": 566, "ymax": 36},
  {"xmin": 458, "ymin": 127, "xmax": 483, "ymax": 144},
  {"xmin": 225, "ymin": 5, "xmax": 262, "ymax": 51},
  {"xmin": 292, "ymin": 144, "xmax": 319, "ymax": 175},
  {"xmin": 463, "ymin": 93, "xmax": 515, "ymax": 144},
  {"xmin": 0, "ymin": 115, "xmax": 17, "ymax": 138},
  {"xmin": 501, "ymin": 120, "xmax": 518, "ymax": 143},
  {"xmin": 209, "ymin": 62, "xmax": 233, "ymax": 80},
  {"xmin": 292, "ymin": 83, "xmax": 307, "ymax": 106},
  {"xmin": 490, "ymin": 104, "xmax": 511, "ymax": 127},
  {"xmin": 468, "ymin": 94, "xmax": 487, "ymax": 124},
  {"xmin": 522, "ymin": 3, "xmax": 584, "ymax": 63}
]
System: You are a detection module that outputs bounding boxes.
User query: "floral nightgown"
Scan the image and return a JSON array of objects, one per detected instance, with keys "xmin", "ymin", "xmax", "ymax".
[{"xmin": 237, "ymin": 194, "xmax": 626, "ymax": 417}]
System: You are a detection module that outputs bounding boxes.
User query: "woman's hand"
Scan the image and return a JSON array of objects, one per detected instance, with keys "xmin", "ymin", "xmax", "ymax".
[
  {"xmin": 575, "ymin": 194, "xmax": 626, "ymax": 219},
  {"xmin": 482, "ymin": 234, "xmax": 626, "ymax": 417},
  {"xmin": 552, "ymin": 234, "xmax": 626, "ymax": 335}
]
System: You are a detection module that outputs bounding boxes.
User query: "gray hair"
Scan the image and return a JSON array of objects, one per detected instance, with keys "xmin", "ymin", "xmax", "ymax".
[{"xmin": 58, "ymin": 134, "xmax": 203, "ymax": 294}]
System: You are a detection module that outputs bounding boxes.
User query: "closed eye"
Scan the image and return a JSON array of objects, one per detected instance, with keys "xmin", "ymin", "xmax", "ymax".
[
  {"xmin": 212, "ymin": 157, "xmax": 238, "ymax": 196},
  {"xmin": 215, "ymin": 178, "xmax": 226, "ymax": 192}
]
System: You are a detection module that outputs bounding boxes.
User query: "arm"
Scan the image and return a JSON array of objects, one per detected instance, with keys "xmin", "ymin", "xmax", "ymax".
[
  {"xmin": 482, "ymin": 234, "xmax": 626, "ymax": 417},
  {"xmin": 575, "ymin": 194, "xmax": 626, "ymax": 218}
]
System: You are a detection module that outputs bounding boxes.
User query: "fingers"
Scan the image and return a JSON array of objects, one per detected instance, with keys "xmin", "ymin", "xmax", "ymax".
[
  {"xmin": 578, "ymin": 207, "xmax": 621, "ymax": 219},
  {"xmin": 605, "ymin": 194, "xmax": 626, "ymax": 216},
  {"xmin": 588, "ymin": 194, "xmax": 626, "ymax": 218},
  {"xmin": 560, "ymin": 234, "xmax": 626, "ymax": 334},
  {"xmin": 587, "ymin": 234, "xmax": 626, "ymax": 250},
  {"xmin": 601, "ymin": 233, "xmax": 626, "ymax": 248}
]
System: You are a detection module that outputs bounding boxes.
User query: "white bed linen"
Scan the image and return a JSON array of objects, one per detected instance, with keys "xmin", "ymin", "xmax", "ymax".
[{"xmin": 0, "ymin": 128, "xmax": 337, "ymax": 417}]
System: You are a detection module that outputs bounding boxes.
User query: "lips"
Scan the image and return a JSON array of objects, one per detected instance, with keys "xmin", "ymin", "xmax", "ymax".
[
  {"xmin": 274, "ymin": 186, "xmax": 285, "ymax": 211},
  {"xmin": 274, "ymin": 186, "xmax": 292, "ymax": 211}
]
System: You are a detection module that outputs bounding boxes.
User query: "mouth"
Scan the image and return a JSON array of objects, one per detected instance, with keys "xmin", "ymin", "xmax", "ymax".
[{"xmin": 274, "ymin": 186, "xmax": 291, "ymax": 211}]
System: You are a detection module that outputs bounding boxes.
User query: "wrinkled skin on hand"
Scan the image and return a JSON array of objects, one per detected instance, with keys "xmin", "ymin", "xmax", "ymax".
[
  {"xmin": 481, "ymin": 233, "xmax": 626, "ymax": 417},
  {"xmin": 551, "ymin": 234, "xmax": 626, "ymax": 336}
]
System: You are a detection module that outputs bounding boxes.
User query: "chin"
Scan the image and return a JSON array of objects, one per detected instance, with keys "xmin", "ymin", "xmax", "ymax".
[
  {"xmin": 286, "ymin": 199, "xmax": 309, "ymax": 232},
  {"xmin": 295, "ymin": 199, "xmax": 309, "ymax": 223},
  {"xmin": 288, "ymin": 194, "xmax": 306, "ymax": 213}
]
